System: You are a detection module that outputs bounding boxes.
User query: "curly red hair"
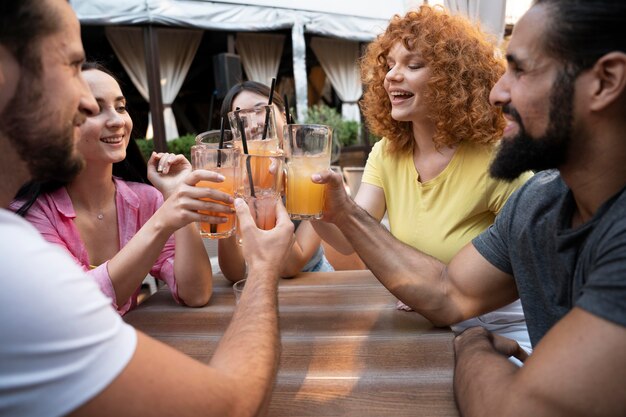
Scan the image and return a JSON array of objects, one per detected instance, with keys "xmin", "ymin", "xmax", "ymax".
[{"xmin": 360, "ymin": 5, "xmax": 506, "ymax": 155}]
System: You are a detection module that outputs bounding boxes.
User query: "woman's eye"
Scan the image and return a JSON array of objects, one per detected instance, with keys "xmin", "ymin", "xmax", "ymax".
[{"xmin": 116, "ymin": 105, "xmax": 127, "ymax": 113}]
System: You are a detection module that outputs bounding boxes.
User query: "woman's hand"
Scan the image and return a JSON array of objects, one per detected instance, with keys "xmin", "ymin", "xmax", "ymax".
[
  {"xmin": 153, "ymin": 167, "xmax": 235, "ymax": 235},
  {"xmin": 148, "ymin": 152, "xmax": 192, "ymax": 199}
]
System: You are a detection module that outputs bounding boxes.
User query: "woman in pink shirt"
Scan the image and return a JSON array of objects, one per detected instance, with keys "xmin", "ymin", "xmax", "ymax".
[{"xmin": 12, "ymin": 63, "xmax": 228, "ymax": 314}]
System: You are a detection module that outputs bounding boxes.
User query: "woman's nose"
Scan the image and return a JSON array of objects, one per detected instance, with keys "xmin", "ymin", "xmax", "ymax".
[
  {"xmin": 106, "ymin": 110, "xmax": 125, "ymax": 127},
  {"xmin": 385, "ymin": 66, "xmax": 403, "ymax": 82}
]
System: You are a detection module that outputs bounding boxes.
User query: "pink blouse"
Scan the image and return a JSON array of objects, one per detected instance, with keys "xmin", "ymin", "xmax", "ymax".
[{"xmin": 10, "ymin": 178, "xmax": 180, "ymax": 315}]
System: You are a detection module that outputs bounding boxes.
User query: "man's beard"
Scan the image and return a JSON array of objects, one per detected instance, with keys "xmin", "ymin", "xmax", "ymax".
[
  {"xmin": 489, "ymin": 69, "xmax": 576, "ymax": 181},
  {"xmin": 0, "ymin": 66, "xmax": 84, "ymax": 183}
]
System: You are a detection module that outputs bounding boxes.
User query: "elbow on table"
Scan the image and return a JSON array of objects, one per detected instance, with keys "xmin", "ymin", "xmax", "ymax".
[{"xmin": 180, "ymin": 287, "xmax": 213, "ymax": 307}]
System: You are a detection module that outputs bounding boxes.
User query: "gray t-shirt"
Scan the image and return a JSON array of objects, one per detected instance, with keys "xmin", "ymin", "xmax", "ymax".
[{"xmin": 473, "ymin": 170, "xmax": 626, "ymax": 347}]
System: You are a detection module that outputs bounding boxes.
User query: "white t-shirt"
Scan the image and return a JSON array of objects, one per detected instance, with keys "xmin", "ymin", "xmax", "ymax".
[{"xmin": 0, "ymin": 209, "xmax": 137, "ymax": 417}]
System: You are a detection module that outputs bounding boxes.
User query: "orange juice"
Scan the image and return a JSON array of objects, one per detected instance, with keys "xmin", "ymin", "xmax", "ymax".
[
  {"xmin": 246, "ymin": 191, "xmax": 278, "ymax": 230},
  {"xmin": 235, "ymin": 138, "xmax": 281, "ymax": 188},
  {"xmin": 286, "ymin": 155, "xmax": 327, "ymax": 219},
  {"xmin": 196, "ymin": 167, "xmax": 236, "ymax": 239}
]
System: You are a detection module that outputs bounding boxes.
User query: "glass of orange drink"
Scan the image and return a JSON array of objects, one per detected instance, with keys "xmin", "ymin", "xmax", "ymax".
[
  {"xmin": 283, "ymin": 124, "xmax": 332, "ymax": 220},
  {"xmin": 236, "ymin": 153, "xmax": 284, "ymax": 231},
  {"xmin": 191, "ymin": 133, "xmax": 239, "ymax": 239}
]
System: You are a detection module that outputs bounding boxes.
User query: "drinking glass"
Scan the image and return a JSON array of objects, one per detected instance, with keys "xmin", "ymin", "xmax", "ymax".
[
  {"xmin": 236, "ymin": 153, "xmax": 284, "ymax": 231},
  {"xmin": 283, "ymin": 124, "xmax": 332, "ymax": 220},
  {"xmin": 228, "ymin": 105, "xmax": 282, "ymax": 156},
  {"xmin": 190, "ymin": 145, "xmax": 240, "ymax": 239}
]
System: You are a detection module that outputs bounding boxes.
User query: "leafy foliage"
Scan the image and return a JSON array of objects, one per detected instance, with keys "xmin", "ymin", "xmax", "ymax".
[
  {"xmin": 304, "ymin": 104, "xmax": 360, "ymax": 147},
  {"xmin": 135, "ymin": 134, "xmax": 197, "ymax": 162}
]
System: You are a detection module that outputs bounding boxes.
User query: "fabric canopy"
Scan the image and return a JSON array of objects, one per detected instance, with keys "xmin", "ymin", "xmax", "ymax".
[{"xmin": 71, "ymin": 0, "xmax": 392, "ymax": 123}]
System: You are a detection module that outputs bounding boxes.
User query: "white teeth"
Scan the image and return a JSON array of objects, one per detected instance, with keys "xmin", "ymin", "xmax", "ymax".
[
  {"xmin": 390, "ymin": 91, "xmax": 413, "ymax": 97},
  {"xmin": 101, "ymin": 137, "xmax": 123, "ymax": 144}
]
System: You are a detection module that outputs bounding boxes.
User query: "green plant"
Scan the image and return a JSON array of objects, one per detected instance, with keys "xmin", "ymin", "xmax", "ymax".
[
  {"xmin": 135, "ymin": 138, "xmax": 154, "ymax": 161},
  {"xmin": 304, "ymin": 104, "xmax": 360, "ymax": 147},
  {"xmin": 166, "ymin": 134, "xmax": 196, "ymax": 162},
  {"xmin": 135, "ymin": 134, "xmax": 197, "ymax": 162}
]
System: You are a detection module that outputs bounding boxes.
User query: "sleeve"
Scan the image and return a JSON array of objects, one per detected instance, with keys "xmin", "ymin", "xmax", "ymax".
[
  {"xmin": 361, "ymin": 138, "xmax": 386, "ymax": 188},
  {"xmin": 472, "ymin": 187, "xmax": 520, "ymax": 275},
  {"xmin": 18, "ymin": 199, "xmax": 121, "ymax": 309},
  {"xmin": 0, "ymin": 215, "xmax": 136, "ymax": 417},
  {"xmin": 576, "ymin": 220, "xmax": 626, "ymax": 328},
  {"xmin": 486, "ymin": 170, "xmax": 533, "ymax": 214}
]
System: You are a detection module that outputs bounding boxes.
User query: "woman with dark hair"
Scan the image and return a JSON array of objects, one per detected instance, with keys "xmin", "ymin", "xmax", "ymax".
[
  {"xmin": 11, "ymin": 63, "xmax": 226, "ymax": 314},
  {"xmin": 217, "ymin": 80, "xmax": 334, "ymax": 281},
  {"xmin": 314, "ymin": 6, "xmax": 534, "ymax": 357}
]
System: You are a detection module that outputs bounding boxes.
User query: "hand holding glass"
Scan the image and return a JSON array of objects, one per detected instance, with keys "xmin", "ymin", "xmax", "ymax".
[
  {"xmin": 237, "ymin": 153, "xmax": 284, "ymax": 230},
  {"xmin": 190, "ymin": 143, "xmax": 240, "ymax": 239},
  {"xmin": 284, "ymin": 124, "xmax": 332, "ymax": 220}
]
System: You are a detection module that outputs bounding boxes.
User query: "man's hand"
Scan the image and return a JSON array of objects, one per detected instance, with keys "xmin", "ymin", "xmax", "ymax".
[
  {"xmin": 455, "ymin": 326, "xmax": 528, "ymax": 363},
  {"xmin": 311, "ymin": 169, "xmax": 354, "ymax": 225},
  {"xmin": 235, "ymin": 198, "xmax": 294, "ymax": 272}
]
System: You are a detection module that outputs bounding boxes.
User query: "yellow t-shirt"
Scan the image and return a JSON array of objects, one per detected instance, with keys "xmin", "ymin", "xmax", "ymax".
[{"xmin": 362, "ymin": 138, "xmax": 532, "ymax": 263}]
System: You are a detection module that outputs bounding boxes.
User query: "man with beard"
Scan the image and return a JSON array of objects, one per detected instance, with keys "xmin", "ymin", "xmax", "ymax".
[
  {"xmin": 314, "ymin": 0, "xmax": 626, "ymax": 415},
  {"xmin": 0, "ymin": 1, "xmax": 293, "ymax": 416}
]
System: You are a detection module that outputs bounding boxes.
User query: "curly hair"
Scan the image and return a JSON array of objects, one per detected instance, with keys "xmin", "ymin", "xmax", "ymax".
[{"xmin": 360, "ymin": 5, "xmax": 506, "ymax": 155}]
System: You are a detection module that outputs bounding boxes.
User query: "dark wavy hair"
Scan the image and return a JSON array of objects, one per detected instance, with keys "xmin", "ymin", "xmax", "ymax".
[
  {"xmin": 360, "ymin": 5, "xmax": 506, "ymax": 155},
  {"xmin": 220, "ymin": 81, "xmax": 286, "ymax": 122},
  {"xmin": 14, "ymin": 62, "xmax": 149, "ymax": 216},
  {"xmin": 534, "ymin": 0, "xmax": 626, "ymax": 78}
]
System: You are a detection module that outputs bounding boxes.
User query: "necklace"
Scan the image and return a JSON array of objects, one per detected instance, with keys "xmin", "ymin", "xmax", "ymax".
[{"xmin": 97, "ymin": 213, "xmax": 104, "ymax": 220}]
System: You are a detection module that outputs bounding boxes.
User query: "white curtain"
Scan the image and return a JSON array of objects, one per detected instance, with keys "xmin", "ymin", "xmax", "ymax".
[
  {"xmin": 236, "ymin": 33, "xmax": 285, "ymax": 87},
  {"xmin": 444, "ymin": 0, "xmax": 507, "ymax": 44},
  {"xmin": 310, "ymin": 37, "xmax": 362, "ymax": 123},
  {"xmin": 106, "ymin": 27, "xmax": 202, "ymax": 140}
]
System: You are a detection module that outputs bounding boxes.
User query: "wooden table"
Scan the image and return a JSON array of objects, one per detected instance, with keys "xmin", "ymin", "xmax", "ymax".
[{"xmin": 125, "ymin": 270, "xmax": 459, "ymax": 416}]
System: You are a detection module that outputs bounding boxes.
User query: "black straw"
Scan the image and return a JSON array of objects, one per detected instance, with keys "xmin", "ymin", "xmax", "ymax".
[
  {"xmin": 217, "ymin": 117, "xmax": 225, "ymax": 167},
  {"xmin": 261, "ymin": 77, "xmax": 276, "ymax": 140},
  {"xmin": 284, "ymin": 94, "xmax": 292, "ymax": 125},
  {"xmin": 235, "ymin": 108, "xmax": 256, "ymax": 197}
]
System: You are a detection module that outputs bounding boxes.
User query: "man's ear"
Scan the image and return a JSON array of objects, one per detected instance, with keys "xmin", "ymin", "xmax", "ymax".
[
  {"xmin": 0, "ymin": 44, "xmax": 20, "ymax": 114},
  {"xmin": 588, "ymin": 52, "xmax": 626, "ymax": 112}
]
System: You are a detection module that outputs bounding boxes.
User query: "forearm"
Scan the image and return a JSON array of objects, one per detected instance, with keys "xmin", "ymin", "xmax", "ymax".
[
  {"xmin": 281, "ymin": 223, "xmax": 321, "ymax": 277},
  {"xmin": 311, "ymin": 220, "xmax": 355, "ymax": 255},
  {"xmin": 454, "ymin": 332, "xmax": 520, "ymax": 417},
  {"xmin": 218, "ymin": 236, "xmax": 247, "ymax": 282},
  {"xmin": 335, "ymin": 200, "xmax": 460, "ymax": 324},
  {"xmin": 106, "ymin": 215, "xmax": 174, "ymax": 306},
  {"xmin": 173, "ymin": 223, "xmax": 213, "ymax": 306},
  {"xmin": 209, "ymin": 261, "xmax": 281, "ymax": 412}
]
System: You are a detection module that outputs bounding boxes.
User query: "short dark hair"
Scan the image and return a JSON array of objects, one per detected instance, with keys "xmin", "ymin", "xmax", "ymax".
[
  {"xmin": 535, "ymin": 0, "xmax": 626, "ymax": 73},
  {"xmin": 0, "ymin": 0, "xmax": 61, "ymax": 69},
  {"xmin": 220, "ymin": 81, "xmax": 286, "ymax": 121}
]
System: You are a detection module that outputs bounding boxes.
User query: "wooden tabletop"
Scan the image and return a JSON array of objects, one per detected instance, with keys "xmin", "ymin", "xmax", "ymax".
[{"xmin": 124, "ymin": 270, "xmax": 459, "ymax": 417}]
